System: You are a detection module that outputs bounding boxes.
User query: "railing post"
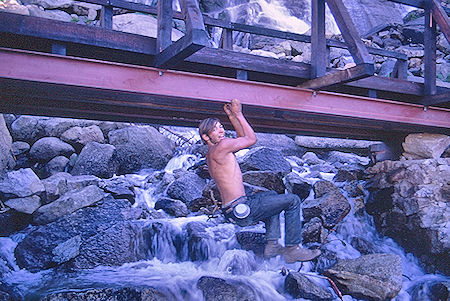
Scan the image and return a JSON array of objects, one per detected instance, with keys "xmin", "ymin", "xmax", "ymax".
[
  {"xmin": 311, "ymin": 0, "xmax": 327, "ymax": 78},
  {"xmin": 51, "ymin": 43, "xmax": 66, "ymax": 55},
  {"xmin": 100, "ymin": 5, "xmax": 113, "ymax": 29},
  {"xmin": 219, "ymin": 28, "xmax": 233, "ymax": 50},
  {"xmin": 157, "ymin": 0, "xmax": 173, "ymax": 52},
  {"xmin": 424, "ymin": 0, "xmax": 437, "ymax": 96}
]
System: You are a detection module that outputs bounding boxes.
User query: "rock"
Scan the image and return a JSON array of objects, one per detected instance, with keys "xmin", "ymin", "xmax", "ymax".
[
  {"xmin": 235, "ymin": 231, "xmax": 265, "ymax": 257},
  {"xmin": 186, "ymin": 221, "xmax": 212, "ymax": 261},
  {"xmin": 302, "ymin": 152, "xmax": 325, "ymax": 165},
  {"xmin": 33, "ymin": 185, "xmax": 107, "ymax": 225},
  {"xmin": 402, "ymin": 133, "xmax": 450, "ymax": 159},
  {"xmin": 51, "ymin": 234, "xmax": 81, "ymax": 264},
  {"xmin": 0, "ymin": 0, "xmax": 30, "ymax": 15},
  {"xmin": 217, "ymin": 250, "xmax": 258, "ymax": 275},
  {"xmin": 99, "ymin": 177, "xmax": 135, "ymax": 203},
  {"xmin": 253, "ymin": 133, "xmax": 306, "ymax": 156},
  {"xmin": 113, "ymin": 13, "xmax": 183, "ymax": 41},
  {"xmin": 154, "ymin": 197, "xmax": 189, "ymax": 217},
  {"xmin": 365, "ymin": 159, "xmax": 450, "ymax": 274},
  {"xmin": 27, "ymin": 5, "xmax": 73, "ymax": 22},
  {"xmin": 4, "ymin": 195, "xmax": 41, "ymax": 214},
  {"xmin": 11, "ymin": 141, "xmax": 30, "ymax": 157},
  {"xmin": 410, "ymin": 279, "xmax": 450, "ymax": 301},
  {"xmin": 71, "ymin": 142, "xmax": 118, "ymax": 178},
  {"xmin": 14, "ymin": 196, "xmax": 132, "ymax": 271},
  {"xmin": 325, "ymin": 151, "xmax": 370, "ymax": 166},
  {"xmin": 21, "ymin": 0, "xmax": 73, "ymax": 9},
  {"xmin": 0, "ymin": 168, "xmax": 45, "ymax": 199},
  {"xmin": 295, "ymin": 135, "xmax": 376, "ymax": 155},
  {"xmin": 43, "ymin": 156, "xmax": 69, "ymax": 178},
  {"xmin": 378, "ymin": 58, "xmax": 397, "ymax": 77},
  {"xmin": 39, "ymin": 286, "xmax": 173, "ymax": 301},
  {"xmin": 108, "ymin": 126, "xmax": 175, "ymax": 174},
  {"xmin": 333, "ymin": 168, "xmax": 364, "ymax": 182},
  {"xmin": 29, "ymin": 137, "xmax": 75, "ymax": 162},
  {"xmin": 284, "ymin": 172, "xmax": 312, "ymax": 201},
  {"xmin": 324, "ymin": 253, "xmax": 402, "ymax": 301},
  {"xmin": 40, "ymin": 287, "xmax": 169, "ymax": 300},
  {"xmin": 42, "ymin": 172, "xmax": 100, "ymax": 203},
  {"xmin": 166, "ymin": 171, "xmax": 206, "ymax": 204},
  {"xmin": 302, "ymin": 180, "xmax": 351, "ymax": 228},
  {"xmin": 242, "ymin": 170, "xmax": 285, "ymax": 194},
  {"xmin": 0, "ymin": 209, "xmax": 32, "ymax": 237},
  {"xmin": 197, "ymin": 276, "xmax": 257, "ymax": 301},
  {"xmin": 60, "ymin": 125, "xmax": 105, "ymax": 151},
  {"xmin": 301, "ymin": 217, "xmax": 326, "ymax": 244},
  {"xmin": 285, "ymin": 272, "xmax": 333, "ymax": 300},
  {"xmin": 238, "ymin": 147, "xmax": 292, "ymax": 175},
  {"xmin": 0, "ymin": 115, "xmax": 15, "ymax": 177}
]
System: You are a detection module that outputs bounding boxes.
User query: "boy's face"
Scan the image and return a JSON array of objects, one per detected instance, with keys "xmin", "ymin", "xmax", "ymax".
[{"xmin": 203, "ymin": 121, "xmax": 225, "ymax": 145}]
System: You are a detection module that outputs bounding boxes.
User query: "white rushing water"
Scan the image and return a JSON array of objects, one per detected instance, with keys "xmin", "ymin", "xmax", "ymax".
[{"xmin": 1, "ymin": 150, "xmax": 449, "ymax": 300}]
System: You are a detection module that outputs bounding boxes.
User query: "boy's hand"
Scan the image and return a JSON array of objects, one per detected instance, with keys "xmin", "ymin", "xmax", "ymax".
[{"xmin": 224, "ymin": 99, "xmax": 242, "ymax": 116}]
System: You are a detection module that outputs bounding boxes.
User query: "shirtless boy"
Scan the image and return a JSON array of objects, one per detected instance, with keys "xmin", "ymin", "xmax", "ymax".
[{"xmin": 199, "ymin": 99, "xmax": 320, "ymax": 263}]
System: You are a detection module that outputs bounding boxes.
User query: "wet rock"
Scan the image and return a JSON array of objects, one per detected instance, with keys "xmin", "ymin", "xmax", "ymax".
[
  {"xmin": 52, "ymin": 234, "xmax": 81, "ymax": 264},
  {"xmin": 324, "ymin": 151, "xmax": 370, "ymax": 166},
  {"xmin": 155, "ymin": 197, "xmax": 189, "ymax": 217},
  {"xmin": 410, "ymin": 279, "xmax": 450, "ymax": 301},
  {"xmin": 235, "ymin": 231, "xmax": 265, "ymax": 258},
  {"xmin": 15, "ymin": 196, "xmax": 132, "ymax": 271},
  {"xmin": 285, "ymin": 272, "xmax": 333, "ymax": 300},
  {"xmin": 108, "ymin": 126, "xmax": 175, "ymax": 174},
  {"xmin": 4, "ymin": 195, "xmax": 41, "ymax": 214},
  {"xmin": 186, "ymin": 221, "xmax": 212, "ymax": 261},
  {"xmin": 302, "ymin": 180, "xmax": 351, "ymax": 229},
  {"xmin": 284, "ymin": 172, "xmax": 312, "ymax": 201},
  {"xmin": 33, "ymin": 185, "xmax": 107, "ymax": 225},
  {"xmin": 197, "ymin": 276, "xmax": 257, "ymax": 301},
  {"xmin": 0, "ymin": 209, "xmax": 32, "ymax": 237},
  {"xmin": 71, "ymin": 142, "xmax": 118, "ymax": 178},
  {"xmin": 402, "ymin": 133, "xmax": 450, "ymax": 159},
  {"xmin": 217, "ymin": 250, "xmax": 258, "ymax": 275},
  {"xmin": 40, "ymin": 287, "xmax": 170, "ymax": 301},
  {"xmin": 60, "ymin": 125, "xmax": 105, "ymax": 152},
  {"xmin": 29, "ymin": 137, "xmax": 74, "ymax": 162},
  {"xmin": 242, "ymin": 170, "xmax": 285, "ymax": 194},
  {"xmin": 27, "ymin": 5, "xmax": 72, "ymax": 22},
  {"xmin": 0, "ymin": 115, "xmax": 15, "ymax": 177},
  {"xmin": 166, "ymin": 171, "xmax": 206, "ymax": 204},
  {"xmin": 11, "ymin": 141, "xmax": 30, "ymax": 157},
  {"xmin": 302, "ymin": 152, "xmax": 325, "ymax": 165},
  {"xmin": 301, "ymin": 217, "xmax": 326, "ymax": 244},
  {"xmin": 99, "ymin": 177, "xmax": 135, "ymax": 203},
  {"xmin": 333, "ymin": 168, "xmax": 364, "ymax": 183},
  {"xmin": 253, "ymin": 133, "xmax": 306, "ymax": 156},
  {"xmin": 324, "ymin": 253, "xmax": 402, "ymax": 301},
  {"xmin": 0, "ymin": 168, "xmax": 45, "ymax": 199},
  {"xmin": 188, "ymin": 196, "xmax": 214, "ymax": 212},
  {"xmin": 239, "ymin": 147, "xmax": 291, "ymax": 175}
]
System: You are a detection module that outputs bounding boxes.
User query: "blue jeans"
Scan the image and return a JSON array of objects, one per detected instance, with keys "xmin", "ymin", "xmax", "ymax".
[{"xmin": 224, "ymin": 191, "xmax": 302, "ymax": 246}]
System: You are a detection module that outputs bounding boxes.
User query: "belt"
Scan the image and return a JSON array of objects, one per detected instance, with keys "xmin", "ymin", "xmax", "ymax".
[{"xmin": 222, "ymin": 196, "xmax": 247, "ymax": 215}]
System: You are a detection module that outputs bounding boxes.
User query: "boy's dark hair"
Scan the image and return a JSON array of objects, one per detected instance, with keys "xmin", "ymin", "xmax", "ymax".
[{"xmin": 199, "ymin": 118, "xmax": 220, "ymax": 144}]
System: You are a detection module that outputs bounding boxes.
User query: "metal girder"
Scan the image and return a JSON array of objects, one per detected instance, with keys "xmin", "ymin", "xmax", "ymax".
[{"xmin": 0, "ymin": 48, "xmax": 449, "ymax": 139}]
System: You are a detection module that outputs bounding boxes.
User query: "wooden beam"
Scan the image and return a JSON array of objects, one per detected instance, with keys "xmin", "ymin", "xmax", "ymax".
[
  {"xmin": 424, "ymin": 2, "xmax": 437, "ymax": 96},
  {"xmin": 311, "ymin": 0, "xmax": 327, "ymax": 78},
  {"xmin": 298, "ymin": 63, "xmax": 374, "ymax": 89},
  {"xmin": 392, "ymin": 59, "xmax": 407, "ymax": 79},
  {"xmin": 180, "ymin": 0, "xmax": 206, "ymax": 33},
  {"xmin": 387, "ymin": 0, "xmax": 450, "ymax": 15},
  {"xmin": 219, "ymin": 28, "xmax": 233, "ymax": 50},
  {"xmin": 157, "ymin": 0, "xmax": 173, "ymax": 52},
  {"xmin": 431, "ymin": 0, "xmax": 450, "ymax": 42},
  {"xmin": 154, "ymin": 29, "xmax": 208, "ymax": 68},
  {"xmin": 421, "ymin": 92, "xmax": 450, "ymax": 106},
  {"xmin": 51, "ymin": 43, "xmax": 66, "ymax": 55},
  {"xmin": 326, "ymin": 0, "xmax": 373, "ymax": 65}
]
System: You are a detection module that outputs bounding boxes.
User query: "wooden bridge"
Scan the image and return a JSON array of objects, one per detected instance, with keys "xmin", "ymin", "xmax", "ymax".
[{"xmin": 0, "ymin": 0, "xmax": 449, "ymax": 140}]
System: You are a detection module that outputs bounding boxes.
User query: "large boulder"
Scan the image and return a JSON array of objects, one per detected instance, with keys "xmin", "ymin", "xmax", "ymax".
[
  {"xmin": 0, "ymin": 115, "xmax": 15, "ymax": 177},
  {"xmin": 33, "ymin": 185, "xmax": 107, "ymax": 225},
  {"xmin": 14, "ymin": 196, "xmax": 133, "ymax": 271},
  {"xmin": 402, "ymin": 133, "xmax": 450, "ymax": 159},
  {"xmin": 71, "ymin": 142, "xmax": 118, "ymax": 178},
  {"xmin": 40, "ymin": 287, "xmax": 170, "ymax": 301},
  {"xmin": 60, "ymin": 125, "xmax": 105, "ymax": 152},
  {"xmin": 29, "ymin": 137, "xmax": 75, "ymax": 162},
  {"xmin": 285, "ymin": 271, "xmax": 333, "ymax": 300},
  {"xmin": 238, "ymin": 147, "xmax": 292, "ymax": 175},
  {"xmin": 253, "ymin": 133, "xmax": 306, "ymax": 156},
  {"xmin": 41, "ymin": 172, "xmax": 100, "ymax": 203},
  {"xmin": 0, "ymin": 168, "xmax": 45, "ymax": 199},
  {"xmin": 324, "ymin": 253, "xmax": 402, "ymax": 301},
  {"xmin": 108, "ymin": 126, "xmax": 175, "ymax": 174},
  {"xmin": 197, "ymin": 276, "xmax": 257, "ymax": 301},
  {"xmin": 365, "ymin": 158, "xmax": 450, "ymax": 274},
  {"xmin": 166, "ymin": 171, "xmax": 206, "ymax": 204}
]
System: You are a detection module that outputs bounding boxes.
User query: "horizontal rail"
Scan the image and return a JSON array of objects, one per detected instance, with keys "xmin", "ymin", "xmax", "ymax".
[{"xmin": 0, "ymin": 48, "xmax": 448, "ymax": 139}]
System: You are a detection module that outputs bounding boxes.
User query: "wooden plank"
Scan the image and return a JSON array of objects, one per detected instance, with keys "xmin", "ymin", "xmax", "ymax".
[
  {"xmin": 387, "ymin": 0, "xmax": 450, "ymax": 15},
  {"xmin": 154, "ymin": 29, "xmax": 208, "ymax": 68},
  {"xmin": 347, "ymin": 76, "xmax": 424, "ymax": 95},
  {"xmin": 326, "ymin": 0, "xmax": 373, "ymax": 65},
  {"xmin": 424, "ymin": 3, "xmax": 437, "ymax": 96},
  {"xmin": 100, "ymin": 5, "xmax": 113, "ymax": 29},
  {"xmin": 298, "ymin": 63, "xmax": 374, "ymax": 89},
  {"xmin": 431, "ymin": 0, "xmax": 450, "ymax": 42},
  {"xmin": 0, "ymin": 12, "xmax": 157, "ymax": 55},
  {"xmin": 187, "ymin": 47, "xmax": 311, "ymax": 78},
  {"xmin": 157, "ymin": 0, "xmax": 173, "ymax": 52},
  {"xmin": 311, "ymin": 0, "xmax": 327, "ymax": 78},
  {"xmin": 392, "ymin": 59, "xmax": 407, "ymax": 79}
]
